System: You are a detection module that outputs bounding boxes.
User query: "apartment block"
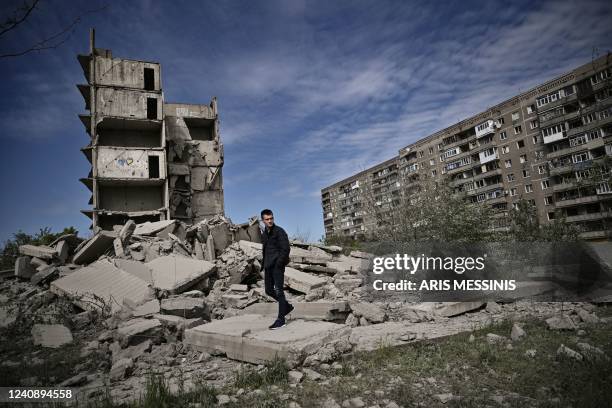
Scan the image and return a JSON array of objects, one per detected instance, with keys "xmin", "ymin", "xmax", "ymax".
[
  {"xmin": 78, "ymin": 30, "xmax": 223, "ymax": 231},
  {"xmin": 321, "ymin": 54, "xmax": 612, "ymax": 240}
]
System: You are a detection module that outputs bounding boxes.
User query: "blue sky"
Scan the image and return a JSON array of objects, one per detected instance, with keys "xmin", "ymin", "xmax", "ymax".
[{"xmin": 0, "ymin": 0, "xmax": 611, "ymax": 243}]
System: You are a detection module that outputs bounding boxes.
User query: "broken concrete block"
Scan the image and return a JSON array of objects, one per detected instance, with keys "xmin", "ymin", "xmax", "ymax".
[
  {"xmin": 113, "ymin": 237, "xmax": 126, "ymax": 257},
  {"xmin": 55, "ymin": 240, "xmax": 69, "ymax": 263},
  {"xmin": 210, "ymin": 223, "xmax": 232, "ymax": 255},
  {"xmin": 168, "ymin": 163, "xmax": 190, "ymax": 176},
  {"xmin": 112, "ymin": 340, "xmax": 152, "ymax": 364},
  {"xmin": 546, "ymin": 315, "xmax": 577, "ymax": 330},
  {"xmin": 72, "ymin": 231, "xmax": 116, "ymax": 265},
  {"xmin": 133, "ymin": 299, "xmax": 161, "ymax": 317},
  {"xmin": 291, "ymin": 263, "xmax": 337, "ymax": 275},
  {"xmin": 333, "ymin": 275, "xmax": 363, "ymax": 293},
  {"xmin": 30, "ymin": 257, "xmax": 48, "ymax": 269},
  {"xmin": 221, "ymin": 294, "xmax": 251, "ymax": 308},
  {"xmin": 511, "ymin": 323, "xmax": 526, "ymax": 342},
  {"xmin": 146, "ymin": 255, "xmax": 215, "ymax": 294},
  {"xmin": 116, "ymin": 318, "xmax": 162, "ymax": 347},
  {"xmin": 184, "ymin": 314, "xmax": 350, "ymax": 367},
  {"xmin": 348, "ymin": 302, "xmax": 386, "ymax": 323},
  {"xmin": 31, "ymin": 324, "xmax": 73, "ymax": 348},
  {"xmin": 30, "ymin": 266, "xmax": 59, "ymax": 286},
  {"xmin": 134, "ymin": 220, "xmax": 176, "ymax": 236},
  {"xmin": 284, "ymin": 267, "xmax": 326, "ymax": 294},
  {"xmin": 19, "ymin": 245, "xmax": 56, "ymax": 260},
  {"xmin": 161, "ymin": 297, "xmax": 209, "ymax": 319},
  {"xmin": 15, "ymin": 256, "xmax": 36, "ymax": 280},
  {"xmin": 557, "ymin": 344, "xmax": 583, "ymax": 361},
  {"xmin": 50, "ymin": 260, "xmax": 153, "ymax": 313},
  {"xmin": 238, "ymin": 240, "xmax": 262, "ymax": 259},
  {"xmin": 113, "ymin": 259, "xmax": 153, "ymax": 284},
  {"xmin": 349, "ymin": 250, "xmax": 374, "ymax": 259},
  {"xmin": 204, "ymin": 234, "xmax": 215, "ymax": 261},
  {"xmin": 238, "ymin": 302, "xmax": 350, "ymax": 321},
  {"xmin": 229, "ymin": 284, "xmax": 248, "ymax": 292},
  {"xmin": 154, "ymin": 314, "xmax": 205, "ymax": 330},
  {"xmin": 435, "ymin": 301, "xmax": 485, "ymax": 317},
  {"xmin": 110, "ymin": 358, "xmax": 134, "ymax": 382}
]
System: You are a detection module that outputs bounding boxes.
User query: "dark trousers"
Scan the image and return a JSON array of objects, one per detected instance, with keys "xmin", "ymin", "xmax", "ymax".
[{"xmin": 264, "ymin": 261, "xmax": 290, "ymax": 319}]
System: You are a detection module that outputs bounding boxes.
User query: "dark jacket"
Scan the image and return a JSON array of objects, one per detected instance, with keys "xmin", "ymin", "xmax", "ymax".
[{"xmin": 261, "ymin": 224, "xmax": 290, "ymax": 270}]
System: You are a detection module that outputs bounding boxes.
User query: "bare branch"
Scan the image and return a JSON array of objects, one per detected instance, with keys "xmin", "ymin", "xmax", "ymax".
[{"xmin": 0, "ymin": 0, "xmax": 40, "ymax": 38}]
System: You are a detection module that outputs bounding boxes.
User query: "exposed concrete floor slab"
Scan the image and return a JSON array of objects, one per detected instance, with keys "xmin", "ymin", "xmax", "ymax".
[{"xmin": 146, "ymin": 255, "xmax": 215, "ymax": 293}]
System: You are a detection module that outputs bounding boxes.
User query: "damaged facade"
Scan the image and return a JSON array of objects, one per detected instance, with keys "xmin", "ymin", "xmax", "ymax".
[{"xmin": 78, "ymin": 30, "xmax": 224, "ymax": 231}]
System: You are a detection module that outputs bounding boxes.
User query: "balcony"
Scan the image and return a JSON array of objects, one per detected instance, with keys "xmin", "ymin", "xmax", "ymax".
[
  {"xmin": 546, "ymin": 137, "xmax": 604, "ymax": 159},
  {"xmin": 478, "ymin": 148, "xmax": 499, "ymax": 164},
  {"xmin": 554, "ymin": 194, "xmax": 601, "ymax": 208},
  {"xmin": 565, "ymin": 211, "xmax": 612, "ymax": 223},
  {"xmin": 552, "ymin": 181, "xmax": 577, "ymax": 192},
  {"xmin": 475, "ymin": 120, "xmax": 496, "ymax": 138}
]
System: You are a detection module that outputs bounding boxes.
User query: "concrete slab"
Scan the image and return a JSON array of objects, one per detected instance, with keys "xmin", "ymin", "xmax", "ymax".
[
  {"xmin": 50, "ymin": 260, "xmax": 153, "ymax": 313},
  {"xmin": 284, "ymin": 267, "xmax": 327, "ymax": 293},
  {"xmin": 134, "ymin": 220, "xmax": 176, "ymax": 236},
  {"xmin": 160, "ymin": 297, "xmax": 209, "ymax": 319},
  {"xmin": 55, "ymin": 240, "xmax": 69, "ymax": 263},
  {"xmin": 238, "ymin": 302, "xmax": 350, "ymax": 321},
  {"xmin": 114, "ymin": 259, "xmax": 153, "ymax": 284},
  {"xmin": 31, "ymin": 324, "xmax": 73, "ymax": 348},
  {"xmin": 15, "ymin": 256, "xmax": 36, "ymax": 279},
  {"xmin": 19, "ymin": 245, "xmax": 56, "ymax": 260},
  {"xmin": 435, "ymin": 301, "xmax": 485, "ymax": 317},
  {"xmin": 133, "ymin": 299, "xmax": 160, "ymax": 317},
  {"xmin": 116, "ymin": 318, "xmax": 162, "ymax": 347},
  {"xmin": 154, "ymin": 314, "xmax": 205, "ymax": 329},
  {"xmin": 73, "ymin": 231, "xmax": 116, "ymax": 265},
  {"xmin": 146, "ymin": 255, "xmax": 215, "ymax": 294},
  {"xmin": 184, "ymin": 314, "xmax": 350, "ymax": 366}
]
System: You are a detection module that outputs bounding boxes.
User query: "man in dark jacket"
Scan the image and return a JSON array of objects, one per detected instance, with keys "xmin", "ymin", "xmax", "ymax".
[{"xmin": 260, "ymin": 208, "xmax": 294, "ymax": 329}]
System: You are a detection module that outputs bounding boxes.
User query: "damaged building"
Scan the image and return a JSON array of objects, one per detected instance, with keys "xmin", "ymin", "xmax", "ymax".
[{"xmin": 77, "ymin": 30, "xmax": 224, "ymax": 231}]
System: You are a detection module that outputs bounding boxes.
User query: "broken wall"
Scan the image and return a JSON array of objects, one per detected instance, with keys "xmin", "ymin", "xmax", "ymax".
[{"xmin": 165, "ymin": 100, "xmax": 225, "ymax": 222}]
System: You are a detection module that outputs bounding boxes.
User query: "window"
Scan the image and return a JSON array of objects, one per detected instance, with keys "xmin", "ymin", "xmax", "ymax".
[
  {"xmin": 547, "ymin": 212, "xmax": 556, "ymax": 220},
  {"xmin": 500, "ymin": 131, "xmax": 507, "ymax": 140},
  {"xmin": 520, "ymin": 154, "xmax": 527, "ymax": 163},
  {"xmin": 525, "ymin": 184, "xmax": 533, "ymax": 193},
  {"xmin": 419, "ymin": 151, "xmax": 424, "ymax": 158},
  {"xmin": 591, "ymin": 68, "xmax": 612, "ymax": 85},
  {"xmin": 538, "ymin": 165, "xmax": 546, "ymax": 174},
  {"xmin": 530, "ymin": 120, "xmax": 538, "ymax": 129},
  {"xmin": 498, "ymin": 117, "xmax": 505, "ymax": 125},
  {"xmin": 541, "ymin": 180, "xmax": 550, "ymax": 189},
  {"xmin": 516, "ymin": 140, "xmax": 525, "ymax": 148},
  {"xmin": 514, "ymin": 125, "xmax": 522, "ymax": 134},
  {"xmin": 144, "ymin": 68, "xmax": 155, "ymax": 91},
  {"xmin": 431, "ymin": 170, "xmax": 437, "ymax": 177},
  {"xmin": 505, "ymin": 159, "xmax": 512, "ymax": 168},
  {"xmin": 510, "ymin": 188, "xmax": 517, "ymax": 196},
  {"xmin": 146, "ymin": 97, "xmax": 158, "ymax": 119},
  {"xmin": 527, "ymin": 104, "xmax": 536, "ymax": 114},
  {"xmin": 512, "ymin": 112, "xmax": 520, "ymax": 121},
  {"xmin": 572, "ymin": 152, "xmax": 589, "ymax": 163},
  {"xmin": 430, "ymin": 159, "xmax": 435, "ymax": 165},
  {"xmin": 428, "ymin": 147, "xmax": 434, "ymax": 154},
  {"xmin": 544, "ymin": 196, "xmax": 553, "ymax": 205},
  {"xmin": 532, "ymin": 135, "xmax": 539, "ymax": 144},
  {"xmin": 148, "ymin": 155, "xmax": 160, "ymax": 178},
  {"xmin": 522, "ymin": 169, "xmax": 530, "ymax": 178},
  {"xmin": 507, "ymin": 173, "xmax": 515, "ymax": 182},
  {"xmin": 501, "ymin": 145, "xmax": 510, "ymax": 154},
  {"xmin": 537, "ymin": 90, "xmax": 562, "ymax": 107}
]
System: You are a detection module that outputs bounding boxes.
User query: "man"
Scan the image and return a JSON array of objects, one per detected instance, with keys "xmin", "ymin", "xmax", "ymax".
[{"xmin": 260, "ymin": 208, "xmax": 294, "ymax": 329}]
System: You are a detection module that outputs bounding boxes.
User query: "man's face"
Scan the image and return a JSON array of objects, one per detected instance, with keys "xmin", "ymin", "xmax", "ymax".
[{"xmin": 262, "ymin": 214, "xmax": 274, "ymax": 229}]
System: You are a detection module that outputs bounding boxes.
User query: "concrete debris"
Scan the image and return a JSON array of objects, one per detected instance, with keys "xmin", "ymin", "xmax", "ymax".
[
  {"xmin": 31, "ymin": 324, "xmax": 73, "ymax": 348},
  {"xmin": 545, "ymin": 315, "xmax": 577, "ymax": 330},
  {"xmin": 486, "ymin": 333, "xmax": 507, "ymax": 345},
  {"xmin": 348, "ymin": 302, "xmax": 386, "ymax": 323},
  {"xmin": 116, "ymin": 318, "xmax": 162, "ymax": 347},
  {"xmin": 239, "ymin": 302, "xmax": 350, "ymax": 321},
  {"xmin": 15, "ymin": 256, "xmax": 36, "ymax": 280},
  {"xmin": 132, "ymin": 299, "xmax": 160, "ymax": 317},
  {"xmin": 556, "ymin": 344, "xmax": 583, "ymax": 361},
  {"xmin": 133, "ymin": 220, "xmax": 176, "ymax": 236},
  {"xmin": 50, "ymin": 259, "xmax": 154, "ymax": 313},
  {"xmin": 577, "ymin": 309, "xmax": 599, "ymax": 324},
  {"xmin": 146, "ymin": 255, "xmax": 215, "ymax": 293},
  {"xmin": 485, "ymin": 301, "xmax": 502, "ymax": 314},
  {"xmin": 73, "ymin": 231, "xmax": 116, "ymax": 265},
  {"xmin": 160, "ymin": 296, "xmax": 209, "ymax": 319},
  {"xmin": 110, "ymin": 358, "xmax": 134, "ymax": 382},
  {"xmin": 576, "ymin": 342, "xmax": 608, "ymax": 362},
  {"xmin": 510, "ymin": 323, "xmax": 526, "ymax": 341},
  {"xmin": 284, "ymin": 267, "xmax": 327, "ymax": 294},
  {"xmin": 19, "ymin": 244, "xmax": 57, "ymax": 260}
]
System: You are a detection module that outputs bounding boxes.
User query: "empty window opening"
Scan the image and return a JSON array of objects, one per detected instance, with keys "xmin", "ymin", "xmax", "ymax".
[
  {"xmin": 147, "ymin": 98, "xmax": 158, "ymax": 119},
  {"xmin": 148, "ymin": 155, "xmax": 160, "ymax": 178},
  {"xmin": 144, "ymin": 68, "xmax": 155, "ymax": 91}
]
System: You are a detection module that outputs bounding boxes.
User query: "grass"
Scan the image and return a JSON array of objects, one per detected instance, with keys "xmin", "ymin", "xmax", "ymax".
[{"xmin": 3, "ymin": 305, "xmax": 612, "ymax": 407}]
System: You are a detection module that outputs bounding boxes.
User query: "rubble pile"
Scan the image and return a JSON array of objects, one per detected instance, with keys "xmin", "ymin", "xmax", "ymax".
[{"xmin": 2, "ymin": 217, "xmax": 611, "ymax": 404}]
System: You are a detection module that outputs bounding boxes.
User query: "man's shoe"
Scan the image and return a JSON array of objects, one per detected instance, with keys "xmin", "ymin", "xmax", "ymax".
[
  {"xmin": 269, "ymin": 319, "xmax": 286, "ymax": 330},
  {"xmin": 284, "ymin": 303, "xmax": 295, "ymax": 318}
]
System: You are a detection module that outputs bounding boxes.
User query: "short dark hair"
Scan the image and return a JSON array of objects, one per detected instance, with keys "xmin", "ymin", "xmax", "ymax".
[{"xmin": 261, "ymin": 209, "xmax": 273, "ymax": 219}]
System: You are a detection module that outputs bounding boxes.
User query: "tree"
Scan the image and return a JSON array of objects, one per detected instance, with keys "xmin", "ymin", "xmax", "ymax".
[
  {"xmin": 504, "ymin": 199, "xmax": 579, "ymax": 242},
  {"xmin": 0, "ymin": 0, "xmax": 107, "ymax": 58}
]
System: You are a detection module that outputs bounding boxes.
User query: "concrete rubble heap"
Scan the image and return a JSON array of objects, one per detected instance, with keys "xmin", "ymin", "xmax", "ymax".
[{"xmin": 3, "ymin": 216, "xmax": 612, "ymax": 404}]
